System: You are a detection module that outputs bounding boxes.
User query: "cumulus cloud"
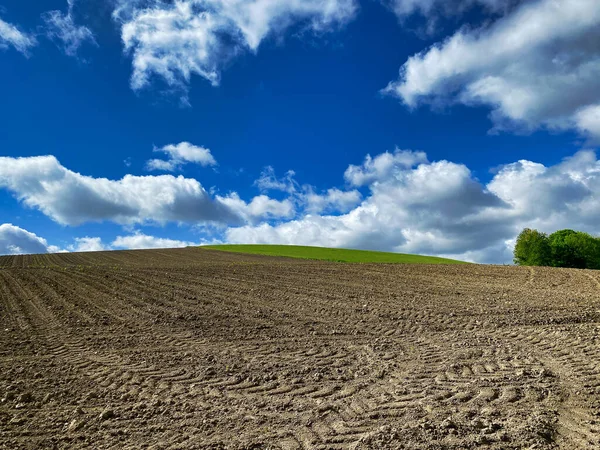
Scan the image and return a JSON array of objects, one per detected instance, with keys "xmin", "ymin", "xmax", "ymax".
[
  {"xmin": 146, "ymin": 142, "xmax": 217, "ymax": 172},
  {"xmin": 111, "ymin": 232, "xmax": 195, "ymax": 249},
  {"xmin": 0, "ymin": 17, "xmax": 36, "ymax": 55},
  {"xmin": 227, "ymin": 152, "xmax": 510, "ymax": 258},
  {"xmin": 0, "ymin": 155, "xmax": 240, "ymax": 226},
  {"xmin": 42, "ymin": 0, "xmax": 97, "ymax": 56},
  {"xmin": 115, "ymin": 0, "xmax": 357, "ymax": 94},
  {"xmin": 217, "ymin": 193, "xmax": 295, "ymax": 223},
  {"xmin": 303, "ymin": 188, "xmax": 361, "ymax": 214},
  {"xmin": 0, "ymin": 224, "xmax": 56, "ymax": 255},
  {"xmin": 225, "ymin": 148, "xmax": 600, "ymax": 263},
  {"xmin": 384, "ymin": 0, "xmax": 600, "ymax": 140},
  {"xmin": 69, "ymin": 236, "xmax": 105, "ymax": 252},
  {"xmin": 344, "ymin": 148, "xmax": 428, "ymax": 187},
  {"xmin": 576, "ymin": 105, "xmax": 600, "ymax": 143},
  {"xmin": 487, "ymin": 150, "xmax": 600, "ymax": 231}
]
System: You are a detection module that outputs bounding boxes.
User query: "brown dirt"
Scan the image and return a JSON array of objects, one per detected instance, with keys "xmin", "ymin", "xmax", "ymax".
[{"xmin": 1, "ymin": 248, "xmax": 600, "ymax": 449}]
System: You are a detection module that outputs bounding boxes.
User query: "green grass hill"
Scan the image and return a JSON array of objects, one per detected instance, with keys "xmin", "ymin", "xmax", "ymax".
[{"xmin": 203, "ymin": 244, "xmax": 467, "ymax": 264}]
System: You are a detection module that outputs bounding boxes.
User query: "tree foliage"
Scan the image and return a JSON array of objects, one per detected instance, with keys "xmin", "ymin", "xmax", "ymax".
[
  {"xmin": 514, "ymin": 228, "xmax": 600, "ymax": 269},
  {"xmin": 513, "ymin": 228, "xmax": 551, "ymax": 266}
]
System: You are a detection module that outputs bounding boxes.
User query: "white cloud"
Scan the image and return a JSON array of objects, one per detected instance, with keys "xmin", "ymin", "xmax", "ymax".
[
  {"xmin": 145, "ymin": 159, "xmax": 178, "ymax": 172},
  {"xmin": 42, "ymin": 0, "xmax": 97, "ymax": 57},
  {"xmin": 387, "ymin": 0, "xmax": 517, "ymax": 20},
  {"xmin": 0, "ymin": 226, "xmax": 215, "ymax": 256},
  {"xmin": 384, "ymin": 0, "xmax": 600, "ymax": 140},
  {"xmin": 0, "ymin": 155, "xmax": 240, "ymax": 226},
  {"xmin": 226, "ymin": 151, "xmax": 511, "ymax": 256},
  {"xmin": 69, "ymin": 233, "xmax": 203, "ymax": 252},
  {"xmin": 344, "ymin": 148, "xmax": 428, "ymax": 186},
  {"xmin": 303, "ymin": 188, "xmax": 361, "ymax": 214},
  {"xmin": 576, "ymin": 105, "xmax": 600, "ymax": 143},
  {"xmin": 253, "ymin": 165, "xmax": 361, "ymax": 215},
  {"xmin": 147, "ymin": 142, "xmax": 216, "ymax": 172},
  {"xmin": 69, "ymin": 236, "xmax": 105, "ymax": 252},
  {"xmin": 111, "ymin": 232, "xmax": 195, "ymax": 249},
  {"xmin": 0, "ymin": 224, "xmax": 55, "ymax": 255},
  {"xmin": 217, "ymin": 193, "xmax": 295, "ymax": 223},
  {"xmin": 254, "ymin": 166, "xmax": 298, "ymax": 193},
  {"xmin": 115, "ymin": 0, "xmax": 357, "ymax": 94},
  {"xmin": 0, "ymin": 17, "xmax": 36, "ymax": 55},
  {"xmin": 225, "ymin": 148, "xmax": 600, "ymax": 263},
  {"xmin": 487, "ymin": 150, "xmax": 600, "ymax": 231}
]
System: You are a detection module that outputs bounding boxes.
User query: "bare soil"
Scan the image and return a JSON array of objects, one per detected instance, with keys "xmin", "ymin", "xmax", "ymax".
[{"xmin": 1, "ymin": 248, "xmax": 600, "ymax": 449}]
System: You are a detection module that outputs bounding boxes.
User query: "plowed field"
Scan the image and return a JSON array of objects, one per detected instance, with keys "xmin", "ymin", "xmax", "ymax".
[{"xmin": 2, "ymin": 248, "xmax": 600, "ymax": 449}]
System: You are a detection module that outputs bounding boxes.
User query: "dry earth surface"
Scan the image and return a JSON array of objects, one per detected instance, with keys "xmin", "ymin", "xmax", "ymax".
[{"xmin": 2, "ymin": 248, "xmax": 600, "ymax": 449}]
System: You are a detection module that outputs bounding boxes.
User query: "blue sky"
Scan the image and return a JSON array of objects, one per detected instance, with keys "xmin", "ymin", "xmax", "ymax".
[{"xmin": 1, "ymin": 0, "xmax": 599, "ymax": 262}]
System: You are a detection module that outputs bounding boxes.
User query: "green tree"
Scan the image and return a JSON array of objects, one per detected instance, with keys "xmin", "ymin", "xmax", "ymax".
[
  {"xmin": 513, "ymin": 228, "xmax": 551, "ymax": 266},
  {"xmin": 548, "ymin": 229, "xmax": 581, "ymax": 268},
  {"xmin": 516, "ymin": 228, "xmax": 600, "ymax": 269},
  {"xmin": 550, "ymin": 230, "xmax": 600, "ymax": 269}
]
